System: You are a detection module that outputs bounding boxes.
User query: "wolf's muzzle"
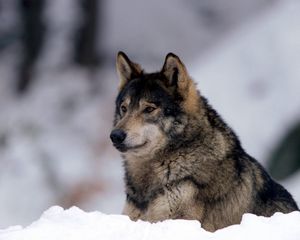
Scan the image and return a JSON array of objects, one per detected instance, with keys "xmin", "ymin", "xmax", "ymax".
[{"xmin": 110, "ymin": 129, "xmax": 126, "ymax": 145}]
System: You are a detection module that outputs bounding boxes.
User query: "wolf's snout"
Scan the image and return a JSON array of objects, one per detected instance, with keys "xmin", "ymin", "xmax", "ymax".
[{"xmin": 110, "ymin": 129, "xmax": 126, "ymax": 144}]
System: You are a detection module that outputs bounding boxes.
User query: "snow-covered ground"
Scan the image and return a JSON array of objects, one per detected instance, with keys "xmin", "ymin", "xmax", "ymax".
[
  {"xmin": 0, "ymin": 0, "xmax": 299, "ymax": 231},
  {"xmin": 0, "ymin": 207, "xmax": 300, "ymax": 240}
]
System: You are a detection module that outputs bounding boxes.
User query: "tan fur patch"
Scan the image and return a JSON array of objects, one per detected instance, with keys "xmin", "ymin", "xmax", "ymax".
[{"xmin": 182, "ymin": 79, "xmax": 200, "ymax": 114}]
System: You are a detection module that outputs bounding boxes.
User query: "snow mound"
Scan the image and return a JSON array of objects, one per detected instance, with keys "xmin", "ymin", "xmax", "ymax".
[{"xmin": 0, "ymin": 207, "xmax": 299, "ymax": 240}]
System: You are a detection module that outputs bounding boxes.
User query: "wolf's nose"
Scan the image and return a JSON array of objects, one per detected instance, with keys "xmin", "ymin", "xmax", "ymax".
[{"xmin": 110, "ymin": 129, "xmax": 126, "ymax": 144}]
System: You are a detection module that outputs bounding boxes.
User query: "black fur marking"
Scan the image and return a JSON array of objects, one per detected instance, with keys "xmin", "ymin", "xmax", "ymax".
[
  {"xmin": 171, "ymin": 67, "xmax": 178, "ymax": 86},
  {"xmin": 126, "ymin": 184, "xmax": 165, "ymax": 211},
  {"xmin": 257, "ymin": 169, "xmax": 297, "ymax": 207},
  {"xmin": 228, "ymin": 147, "xmax": 247, "ymax": 179},
  {"xmin": 126, "ymin": 194, "xmax": 148, "ymax": 211},
  {"xmin": 181, "ymin": 176, "xmax": 207, "ymax": 190}
]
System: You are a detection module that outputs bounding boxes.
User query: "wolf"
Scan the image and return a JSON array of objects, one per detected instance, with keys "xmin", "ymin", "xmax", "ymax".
[{"xmin": 110, "ymin": 52, "xmax": 299, "ymax": 232}]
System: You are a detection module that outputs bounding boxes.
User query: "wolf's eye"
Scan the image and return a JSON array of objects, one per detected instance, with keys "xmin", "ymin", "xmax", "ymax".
[
  {"xmin": 144, "ymin": 106, "xmax": 156, "ymax": 113},
  {"xmin": 121, "ymin": 106, "xmax": 127, "ymax": 113}
]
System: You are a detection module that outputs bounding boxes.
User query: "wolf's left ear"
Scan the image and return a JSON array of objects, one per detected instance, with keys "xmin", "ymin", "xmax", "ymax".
[
  {"xmin": 116, "ymin": 52, "xmax": 142, "ymax": 91},
  {"xmin": 162, "ymin": 53, "xmax": 199, "ymax": 112},
  {"xmin": 161, "ymin": 53, "xmax": 190, "ymax": 93}
]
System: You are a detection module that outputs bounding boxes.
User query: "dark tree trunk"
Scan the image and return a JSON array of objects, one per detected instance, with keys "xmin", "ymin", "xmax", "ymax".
[
  {"xmin": 16, "ymin": 0, "xmax": 45, "ymax": 94},
  {"xmin": 74, "ymin": 0, "xmax": 101, "ymax": 68}
]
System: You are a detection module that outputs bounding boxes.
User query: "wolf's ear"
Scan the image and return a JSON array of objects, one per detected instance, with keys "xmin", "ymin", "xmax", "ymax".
[
  {"xmin": 161, "ymin": 53, "xmax": 189, "ymax": 93},
  {"xmin": 162, "ymin": 53, "xmax": 199, "ymax": 113},
  {"xmin": 116, "ymin": 52, "xmax": 142, "ymax": 91}
]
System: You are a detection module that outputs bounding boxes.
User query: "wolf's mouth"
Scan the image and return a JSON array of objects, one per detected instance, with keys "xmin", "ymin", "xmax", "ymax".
[{"xmin": 114, "ymin": 141, "xmax": 148, "ymax": 152}]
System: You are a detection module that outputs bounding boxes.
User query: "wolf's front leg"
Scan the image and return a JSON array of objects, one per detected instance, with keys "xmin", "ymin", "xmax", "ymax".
[
  {"xmin": 122, "ymin": 201, "xmax": 143, "ymax": 221},
  {"xmin": 141, "ymin": 194, "xmax": 172, "ymax": 222},
  {"xmin": 144, "ymin": 181, "xmax": 205, "ymax": 222}
]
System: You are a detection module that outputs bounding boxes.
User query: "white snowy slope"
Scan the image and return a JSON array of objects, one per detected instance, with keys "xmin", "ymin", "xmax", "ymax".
[{"xmin": 0, "ymin": 206, "xmax": 299, "ymax": 240}]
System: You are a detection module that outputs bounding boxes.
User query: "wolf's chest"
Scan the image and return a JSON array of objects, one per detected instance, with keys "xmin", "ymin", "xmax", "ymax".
[{"xmin": 128, "ymin": 180, "xmax": 199, "ymax": 222}]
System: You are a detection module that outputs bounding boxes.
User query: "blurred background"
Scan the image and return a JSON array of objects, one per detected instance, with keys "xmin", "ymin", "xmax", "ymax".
[{"xmin": 0, "ymin": 0, "xmax": 299, "ymax": 228}]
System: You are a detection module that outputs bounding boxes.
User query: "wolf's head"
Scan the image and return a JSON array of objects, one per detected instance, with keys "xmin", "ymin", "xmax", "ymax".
[{"xmin": 110, "ymin": 52, "xmax": 203, "ymax": 159}]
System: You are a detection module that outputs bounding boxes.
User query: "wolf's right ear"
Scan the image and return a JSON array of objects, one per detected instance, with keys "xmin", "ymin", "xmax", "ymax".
[{"xmin": 116, "ymin": 52, "xmax": 142, "ymax": 91}]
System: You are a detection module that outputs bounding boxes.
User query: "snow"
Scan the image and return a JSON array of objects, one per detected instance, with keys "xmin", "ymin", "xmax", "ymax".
[{"xmin": 0, "ymin": 206, "xmax": 299, "ymax": 240}]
